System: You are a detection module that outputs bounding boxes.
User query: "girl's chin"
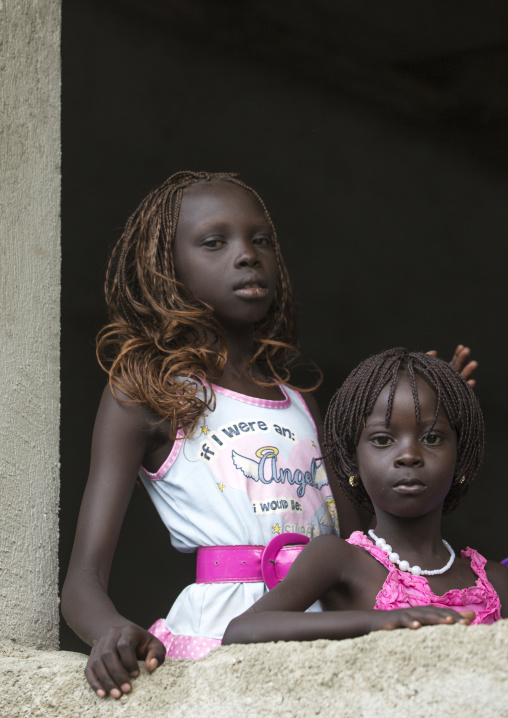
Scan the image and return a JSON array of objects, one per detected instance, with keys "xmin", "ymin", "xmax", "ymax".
[
  {"xmin": 376, "ymin": 502, "xmax": 447, "ymax": 521},
  {"xmin": 218, "ymin": 309, "xmax": 272, "ymax": 329}
]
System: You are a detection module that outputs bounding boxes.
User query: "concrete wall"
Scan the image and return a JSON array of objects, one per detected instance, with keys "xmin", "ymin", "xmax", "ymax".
[
  {"xmin": 0, "ymin": 0, "xmax": 61, "ymax": 649},
  {"xmin": 2, "ymin": 622, "xmax": 508, "ymax": 717}
]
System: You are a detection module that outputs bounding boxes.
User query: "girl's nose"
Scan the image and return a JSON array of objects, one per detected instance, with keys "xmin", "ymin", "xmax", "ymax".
[
  {"xmin": 394, "ymin": 442, "xmax": 423, "ymax": 468},
  {"xmin": 234, "ymin": 240, "xmax": 260, "ymax": 268}
]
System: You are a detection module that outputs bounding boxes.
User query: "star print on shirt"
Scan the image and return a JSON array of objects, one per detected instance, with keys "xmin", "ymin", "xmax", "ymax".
[
  {"xmin": 217, "ymin": 482, "xmax": 226, "ymax": 492},
  {"xmin": 201, "ymin": 425, "xmax": 210, "ymax": 435},
  {"xmin": 272, "ymin": 523, "xmax": 281, "ymax": 534}
]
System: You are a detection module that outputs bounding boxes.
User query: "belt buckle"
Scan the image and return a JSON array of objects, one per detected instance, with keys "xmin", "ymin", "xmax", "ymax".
[{"xmin": 260, "ymin": 532, "xmax": 310, "ymax": 589}]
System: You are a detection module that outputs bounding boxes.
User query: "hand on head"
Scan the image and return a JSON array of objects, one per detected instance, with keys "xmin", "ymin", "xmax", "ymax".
[{"xmin": 427, "ymin": 344, "xmax": 478, "ymax": 388}]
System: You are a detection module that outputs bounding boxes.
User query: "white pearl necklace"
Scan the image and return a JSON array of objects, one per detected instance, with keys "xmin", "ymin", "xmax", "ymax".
[{"xmin": 368, "ymin": 529, "xmax": 455, "ymax": 576}]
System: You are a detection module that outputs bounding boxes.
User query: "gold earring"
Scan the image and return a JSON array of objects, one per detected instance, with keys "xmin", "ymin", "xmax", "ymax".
[
  {"xmin": 459, "ymin": 475, "xmax": 466, "ymax": 484},
  {"xmin": 349, "ymin": 475, "xmax": 358, "ymax": 487}
]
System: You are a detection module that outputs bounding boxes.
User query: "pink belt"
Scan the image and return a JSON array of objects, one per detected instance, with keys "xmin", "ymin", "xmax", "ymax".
[{"xmin": 196, "ymin": 533, "xmax": 310, "ymax": 589}]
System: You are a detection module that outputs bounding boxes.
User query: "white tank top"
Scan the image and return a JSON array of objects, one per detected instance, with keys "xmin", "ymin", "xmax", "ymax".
[{"xmin": 140, "ymin": 382, "xmax": 338, "ymax": 639}]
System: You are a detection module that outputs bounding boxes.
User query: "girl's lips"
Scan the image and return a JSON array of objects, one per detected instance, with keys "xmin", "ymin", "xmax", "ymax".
[
  {"xmin": 233, "ymin": 276, "xmax": 269, "ymax": 299},
  {"xmin": 234, "ymin": 285, "xmax": 270, "ymax": 299},
  {"xmin": 393, "ymin": 481, "xmax": 426, "ymax": 496}
]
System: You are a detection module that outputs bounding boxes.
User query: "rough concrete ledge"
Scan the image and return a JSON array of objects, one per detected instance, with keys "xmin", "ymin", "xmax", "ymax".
[{"xmin": 1, "ymin": 621, "xmax": 507, "ymax": 718}]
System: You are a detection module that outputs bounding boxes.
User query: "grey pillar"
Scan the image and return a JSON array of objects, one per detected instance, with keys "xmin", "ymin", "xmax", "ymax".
[{"xmin": 0, "ymin": 0, "xmax": 61, "ymax": 649}]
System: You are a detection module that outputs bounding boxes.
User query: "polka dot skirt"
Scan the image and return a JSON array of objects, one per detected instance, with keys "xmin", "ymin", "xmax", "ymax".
[{"xmin": 148, "ymin": 618, "xmax": 221, "ymax": 660}]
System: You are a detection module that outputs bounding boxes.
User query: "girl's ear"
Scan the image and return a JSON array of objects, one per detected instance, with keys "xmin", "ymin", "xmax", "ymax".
[{"xmin": 350, "ymin": 458, "xmax": 360, "ymax": 481}]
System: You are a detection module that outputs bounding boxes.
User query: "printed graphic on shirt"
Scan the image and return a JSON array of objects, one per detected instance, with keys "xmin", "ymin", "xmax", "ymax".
[
  {"xmin": 195, "ymin": 414, "xmax": 336, "ymax": 537},
  {"xmin": 251, "ymin": 496, "xmax": 304, "ymax": 515},
  {"xmin": 278, "ymin": 500, "xmax": 337, "ymax": 538},
  {"xmin": 199, "ymin": 418, "xmax": 296, "ymax": 459},
  {"xmin": 231, "ymin": 447, "xmax": 327, "ymax": 498}
]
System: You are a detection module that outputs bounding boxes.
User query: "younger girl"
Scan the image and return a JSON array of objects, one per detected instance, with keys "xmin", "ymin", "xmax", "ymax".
[
  {"xmin": 224, "ymin": 349, "xmax": 507, "ymax": 646},
  {"xmin": 62, "ymin": 171, "xmax": 359, "ymax": 699}
]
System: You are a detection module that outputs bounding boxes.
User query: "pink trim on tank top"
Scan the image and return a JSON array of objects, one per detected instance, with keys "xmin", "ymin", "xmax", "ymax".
[
  {"xmin": 139, "ymin": 428, "xmax": 185, "ymax": 481},
  {"xmin": 210, "ymin": 382, "xmax": 291, "ymax": 409}
]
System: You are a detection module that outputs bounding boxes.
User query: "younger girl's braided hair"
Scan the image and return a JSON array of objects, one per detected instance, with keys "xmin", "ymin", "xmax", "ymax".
[
  {"xmin": 97, "ymin": 171, "xmax": 305, "ymax": 438},
  {"xmin": 324, "ymin": 348, "xmax": 485, "ymax": 515}
]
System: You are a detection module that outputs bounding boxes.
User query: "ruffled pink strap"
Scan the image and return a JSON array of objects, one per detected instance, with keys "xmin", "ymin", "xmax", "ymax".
[
  {"xmin": 458, "ymin": 547, "xmax": 502, "ymax": 625},
  {"xmin": 346, "ymin": 530, "xmax": 395, "ymax": 570}
]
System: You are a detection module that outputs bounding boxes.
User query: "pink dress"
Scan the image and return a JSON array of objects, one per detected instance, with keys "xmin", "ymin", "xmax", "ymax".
[{"xmin": 346, "ymin": 531, "xmax": 502, "ymax": 625}]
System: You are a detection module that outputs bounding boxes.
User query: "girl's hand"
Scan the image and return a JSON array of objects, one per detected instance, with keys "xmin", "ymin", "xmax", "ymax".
[
  {"xmin": 85, "ymin": 625, "xmax": 166, "ymax": 699},
  {"xmin": 427, "ymin": 345, "xmax": 478, "ymax": 388},
  {"xmin": 370, "ymin": 606, "xmax": 475, "ymax": 632}
]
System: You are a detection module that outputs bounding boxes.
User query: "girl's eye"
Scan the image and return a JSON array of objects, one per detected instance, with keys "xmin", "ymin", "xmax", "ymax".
[
  {"xmin": 371, "ymin": 436, "xmax": 394, "ymax": 447},
  {"xmin": 252, "ymin": 235, "xmax": 273, "ymax": 247},
  {"xmin": 422, "ymin": 434, "xmax": 442, "ymax": 445},
  {"xmin": 203, "ymin": 237, "xmax": 225, "ymax": 249}
]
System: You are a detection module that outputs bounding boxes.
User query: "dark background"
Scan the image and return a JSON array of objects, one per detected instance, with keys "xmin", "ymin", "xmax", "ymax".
[{"xmin": 61, "ymin": 0, "xmax": 508, "ymax": 652}]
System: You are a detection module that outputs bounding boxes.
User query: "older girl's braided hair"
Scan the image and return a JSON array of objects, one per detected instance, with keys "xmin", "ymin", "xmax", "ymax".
[
  {"xmin": 97, "ymin": 171, "xmax": 306, "ymax": 438},
  {"xmin": 324, "ymin": 348, "xmax": 484, "ymax": 515}
]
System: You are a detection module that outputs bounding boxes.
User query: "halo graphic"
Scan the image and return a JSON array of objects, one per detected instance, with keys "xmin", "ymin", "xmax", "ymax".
[{"xmin": 255, "ymin": 446, "xmax": 279, "ymax": 459}]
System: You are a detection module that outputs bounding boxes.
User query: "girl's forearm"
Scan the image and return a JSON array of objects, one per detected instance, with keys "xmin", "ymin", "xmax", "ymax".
[
  {"xmin": 223, "ymin": 609, "xmax": 375, "ymax": 646},
  {"xmin": 61, "ymin": 571, "xmax": 136, "ymax": 647}
]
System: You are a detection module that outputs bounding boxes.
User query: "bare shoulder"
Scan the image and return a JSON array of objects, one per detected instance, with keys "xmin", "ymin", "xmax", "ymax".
[
  {"xmin": 298, "ymin": 533, "xmax": 357, "ymax": 572},
  {"xmin": 303, "ymin": 532, "xmax": 341, "ymax": 557},
  {"xmin": 484, "ymin": 558, "xmax": 508, "ymax": 582},
  {"xmin": 310, "ymin": 532, "xmax": 371, "ymax": 560},
  {"xmin": 98, "ymin": 384, "xmax": 152, "ymax": 425},
  {"xmin": 282, "ymin": 533, "xmax": 376, "ymax": 612},
  {"xmin": 485, "ymin": 559, "xmax": 508, "ymax": 609},
  {"xmin": 307, "ymin": 532, "xmax": 345, "ymax": 552},
  {"xmin": 89, "ymin": 386, "xmax": 155, "ymax": 471},
  {"xmin": 97, "ymin": 384, "xmax": 171, "ymax": 439},
  {"xmin": 246, "ymin": 534, "xmax": 354, "ymax": 614}
]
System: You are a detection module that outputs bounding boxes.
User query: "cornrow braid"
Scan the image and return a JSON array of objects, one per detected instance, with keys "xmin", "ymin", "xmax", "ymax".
[
  {"xmin": 97, "ymin": 171, "xmax": 311, "ymax": 438},
  {"xmin": 324, "ymin": 348, "xmax": 485, "ymax": 515}
]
